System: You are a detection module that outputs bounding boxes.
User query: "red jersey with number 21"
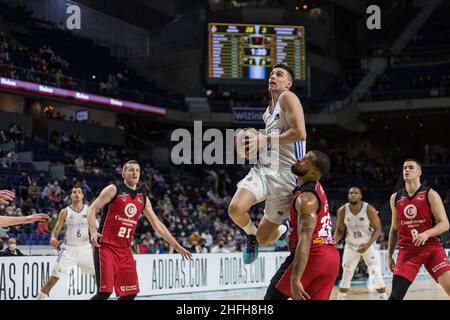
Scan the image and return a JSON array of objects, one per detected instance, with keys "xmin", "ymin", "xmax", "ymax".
[
  {"xmin": 395, "ymin": 185, "xmax": 441, "ymax": 249},
  {"xmin": 98, "ymin": 184, "xmax": 146, "ymax": 248}
]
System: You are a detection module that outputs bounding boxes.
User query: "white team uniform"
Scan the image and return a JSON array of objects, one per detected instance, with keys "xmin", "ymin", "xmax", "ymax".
[
  {"xmin": 237, "ymin": 95, "xmax": 305, "ymax": 224},
  {"xmin": 51, "ymin": 205, "xmax": 95, "ymax": 278},
  {"xmin": 339, "ymin": 202, "xmax": 385, "ymax": 290}
]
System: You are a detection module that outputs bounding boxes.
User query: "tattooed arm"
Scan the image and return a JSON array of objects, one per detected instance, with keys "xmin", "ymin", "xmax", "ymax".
[
  {"xmin": 387, "ymin": 193, "xmax": 399, "ymax": 273},
  {"xmin": 290, "ymin": 191, "xmax": 319, "ymax": 300}
]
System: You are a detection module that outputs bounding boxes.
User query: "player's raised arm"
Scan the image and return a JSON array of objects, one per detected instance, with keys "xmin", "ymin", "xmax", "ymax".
[
  {"xmin": 274, "ymin": 91, "xmax": 307, "ymax": 144},
  {"xmin": 290, "ymin": 192, "xmax": 319, "ymax": 300},
  {"xmin": 143, "ymin": 196, "xmax": 192, "ymax": 260},
  {"xmin": 88, "ymin": 184, "xmax": 116, "ymax": 247},
  {"xmin": 358, "ymin": 205, "xmax": 382, "ymax": 253},
  {"xmin": 0, "ymin": 214, "xmax": 49, "ymax": 228},
  {"xmin": 50, "ymin": 208, "xmax": 68, "ymax": 249},
  {"xmin": 413, "ymin": 189, "xmax": 450, "ymax": 246},
  {"xmin": 333, "ymin": 206, "xmax": 346, "ymax": 243},
  {"xmin": 387, "ymin": 193, "xmax": 399, "ymax": 272}
]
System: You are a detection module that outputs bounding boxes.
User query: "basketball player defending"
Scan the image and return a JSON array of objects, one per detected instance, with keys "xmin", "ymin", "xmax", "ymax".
[
  {"xmin": 229, "ymin": 63, "xmax": 307, "ymax": 264},
  {"xmin": 264, "ymin": 151, "xmax": 339, "ymax": 300},
  {"xmin": 334, "ymin": 187, "xmax": 387, "ymax": 300},
  {"xmin": 88, "ymin": 160, "xmax": 192, "ymax": 300},
  {"xmin": 37, "ymin": 184, "xmax": 96, "ymax": 299},
  {"xmin": 0, "ymin": 189, "xmax": 48, "ymax": 227},
  {"xmin": 388, "ymin": 159, "xmax": 450, "ymax": 299}
]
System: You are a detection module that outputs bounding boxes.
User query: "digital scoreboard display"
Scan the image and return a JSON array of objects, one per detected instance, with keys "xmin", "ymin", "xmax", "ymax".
[{"xmin": 208, "ymin": 23, "xmax": 306, "ymax": 83}]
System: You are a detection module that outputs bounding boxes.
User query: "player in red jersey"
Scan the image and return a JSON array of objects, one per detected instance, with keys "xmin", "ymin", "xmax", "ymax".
[
  {"xmin": 87, "ymin": 160, "xmax": 192, "ymax": 300},
  {"xmin": 264, "ymin": 150, "xmax": 340, "ymax": 300},
  {"xmin": 387, "ymin": 159, "xmax": 450, "ymax": 300}
]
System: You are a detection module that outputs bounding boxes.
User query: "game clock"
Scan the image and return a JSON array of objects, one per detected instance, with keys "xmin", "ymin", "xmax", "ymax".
[{"xmin": 207, "ymin": 23, "xmax": 307, "ymax": 84}]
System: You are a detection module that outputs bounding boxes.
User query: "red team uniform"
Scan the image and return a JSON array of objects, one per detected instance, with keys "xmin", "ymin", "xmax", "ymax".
[
  {"xmin": 268, "ymin": 181, "xmax": 340, "ymax": 300},
  {"xmin": 394, "ymin": 185, "xmax": 450, "ymax": 282},
  {"xmin": 93, "ymin": 184, "xmax": 146, "ymax": 296}
]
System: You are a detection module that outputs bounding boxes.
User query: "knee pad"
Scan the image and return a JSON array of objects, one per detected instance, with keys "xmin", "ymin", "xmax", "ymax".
[
  {"xmin": 367, "ymin": 265, "xmax": 385, "ymax": 289},
  {"xmin": 339, "ymin": 266, "xmax": 356, "ymax": 289},
  {"xmin": 388, "ymin": 276, "xmax": 411, "ymax": 300}
]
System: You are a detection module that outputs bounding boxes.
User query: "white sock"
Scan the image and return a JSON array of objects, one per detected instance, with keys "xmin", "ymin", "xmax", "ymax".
[
  {"xmin": 337, "ymin": 292, "xmax": 347, "ymax": 300},
  {"xmin": 242, "ymin": 221, "xmax": 257, "ymax": 236},
  {"xmin": 378, "ymin": 292, "xmax": 387, "ymax": 300},
  {"xmin": 37, "ymin": 291, "xmax": 48, "ymax": 300},
  {"xmin": 278, "ymin": 224, "xmax": 288, "ymax": 238}
]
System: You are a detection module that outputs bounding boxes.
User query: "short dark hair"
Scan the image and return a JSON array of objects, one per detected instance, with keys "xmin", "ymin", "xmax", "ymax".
[
  {"xmin": 404, "ymin": 158, "xmax": 422, "ymax": 170},
  {"xmin": 272, "ymin": 63, "xmax": 294, "ymax": 82},
  {"xmin": 311, "ymin": 150, "xmax": 330, "ymax": 176},
  {"xmin": 123, "ymin": 160, "xmax": 140, "ymax": 170},
  {"xmin": 71, "ymin": 183, "xmax": 84, "ymax": 194},
  {"xmin": 349, "ymin": 186, "xmax": 362, "ymax": 194}
]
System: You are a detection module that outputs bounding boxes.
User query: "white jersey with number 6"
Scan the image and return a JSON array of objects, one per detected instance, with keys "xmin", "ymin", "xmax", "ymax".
[
  {"xmin": 64, "ymin": 205, "xmax": 90, "ymax": 246},
  {"xmin": 344, "ymin": 202, "xmax": 373, "ymax": 247}
]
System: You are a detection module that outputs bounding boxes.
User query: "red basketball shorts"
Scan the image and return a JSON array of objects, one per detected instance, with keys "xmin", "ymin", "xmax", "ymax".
[
  {"xmin": 275, "ymin": 245, "xmax": 340, "ymax": 300},
  {"xmin": 394, "ymin": 245, "xmax": 450, "ymax": 282},
  {"xmin": 93, "ymin": 245, "xmax": 139, "ymax": 296}
]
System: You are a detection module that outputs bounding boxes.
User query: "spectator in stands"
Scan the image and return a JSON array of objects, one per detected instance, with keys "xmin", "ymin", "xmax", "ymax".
[
  {"xmin": 19, "ymin": 172, "xmax": 31, "ymax": 202},
  {"xmin": 36, "ymin": 215, "xmax": 49, "ymax": 236},
  {"xmin": 231, "ymin": 242, "xmax": 242, "ymax": 252},
  {"xmin": 153, "ymin": 170, "xmax": 165, "ymax": 185},
  {"xmin": 1, "ymin": 237, "xmax": 24, "ymax": 256},
  {"xmin": 4, "ymin": 151, "xmax": 18, "ymax": 168},
  {"xmin": 211, "ymin": 238, "xmax": 230, "ymax": 253},
  {"xmin": 138, "ymin": 239, "xmax": 150, "ymax": 254},
  {"xmin": 28, "ymin": 181, "xmax": 40, "ymax": 204},
  {"xmin": 0, "ymin": 227, "xmax": 9, "ymax": 240},
  {"xmin": 74, "ymin": 155, "xmax": 84, "ymax": 172},
  {"xmin": 196, "ymin": 238, "xmax": 208, "ymax": 253},
  {"xmin": 201, "ymin": 229, "xmax": 213, "ymax": 248},
  {"xmin": 0, "ymin": 130, "xmax": 7, "ymax": 143}
]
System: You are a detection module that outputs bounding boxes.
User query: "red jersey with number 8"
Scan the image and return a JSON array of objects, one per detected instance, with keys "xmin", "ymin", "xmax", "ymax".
[
  {"xmin": 98, "ymin": 184, "xmax": 146, "ymax": 248},
  {"xmin": 288, "ymin": 180, "xmax": 336, "ymax": 252},
  {"xmin": 395, "ymin": 185, "xmax": 441, "ymax": 249}
]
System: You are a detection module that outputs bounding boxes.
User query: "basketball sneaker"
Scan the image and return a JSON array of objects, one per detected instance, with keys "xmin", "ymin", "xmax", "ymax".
[{"xmin": 243, "ymin": 234, "xmax": 259, "ymax": 264}]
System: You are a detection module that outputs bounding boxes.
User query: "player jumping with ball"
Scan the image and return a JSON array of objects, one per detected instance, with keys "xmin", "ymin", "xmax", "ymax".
[{"xmin": 228, "ymin": 63, "xmax": 307, "ymax": 264}]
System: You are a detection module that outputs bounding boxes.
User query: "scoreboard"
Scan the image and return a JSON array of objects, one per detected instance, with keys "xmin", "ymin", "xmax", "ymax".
[{"xmin": 208, "ymin": 23, "xmax": 306, "ymax": 83}]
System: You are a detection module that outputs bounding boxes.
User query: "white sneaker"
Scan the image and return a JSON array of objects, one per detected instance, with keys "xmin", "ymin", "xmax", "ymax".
[
  {"xmin": 337, "ymin": 292, "xmax": 347, "ymax": 300},
  {"xmin": 37, "ymin": 291, "xmax": 48, "ymax": 300}
]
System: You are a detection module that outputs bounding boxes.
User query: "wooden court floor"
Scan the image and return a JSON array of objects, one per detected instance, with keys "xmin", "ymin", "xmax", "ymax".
[{"xmin": 142, "ymin": 278, "xmax": 448, "ymax": 300}]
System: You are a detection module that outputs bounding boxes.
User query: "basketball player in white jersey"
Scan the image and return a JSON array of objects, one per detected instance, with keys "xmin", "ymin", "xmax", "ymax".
[
  {"xmin": 334, "ymin": 187, "xmax": 387, "ymax": 300},
  {"xmin": 37, "ymin": 184, "xmax": 95, "ymax": 299},
  {"xmin": 228, "ymin": 63, "xmax": 307, "ymax": 264}
]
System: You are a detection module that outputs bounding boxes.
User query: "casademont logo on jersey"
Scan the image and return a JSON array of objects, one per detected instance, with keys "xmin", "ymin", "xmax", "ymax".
[
  {"xmin": 124, "ymin": 203, "xmax": 138, "ymax": 218},
  {"xmin": 403, "ymin": 204, "xmax": 418, "ymax": 219}
]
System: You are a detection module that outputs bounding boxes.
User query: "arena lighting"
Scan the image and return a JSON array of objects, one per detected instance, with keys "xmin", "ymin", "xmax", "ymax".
[{"xmin": 0, "ymin": 76, "xmax": 166, "ymax": 116}]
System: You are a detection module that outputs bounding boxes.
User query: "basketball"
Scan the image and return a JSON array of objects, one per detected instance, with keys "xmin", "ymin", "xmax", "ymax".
[{"xmin": 235, "ymin": 128, "xmax": 260, "ymax": 160}]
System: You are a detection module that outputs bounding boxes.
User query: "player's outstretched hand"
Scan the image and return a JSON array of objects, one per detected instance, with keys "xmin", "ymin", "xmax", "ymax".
[
  {"xmin": 175, "ymin": 245, "xmax": 193, "ymax": 260},
  {"xmin": 388, "ymin": 256, "xmax": 396, "ymax": 273},
  {"xmin": 0, "ymin": 190, "xmax": 15, "ymax": 206},
  {"xmin": 90, "ymin": 231, "xmax": 102, "ymax": 248},
  {"xmin": 413, "ymin": 231, "xmax": 430, "ymax": 247},
  {"xmin": 25, "ymin": 213, "xmax": 49, "ymax": 224},
  {"xmin": 291, "ymin": 276, "xmax": 310, "ymax": 300}
]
